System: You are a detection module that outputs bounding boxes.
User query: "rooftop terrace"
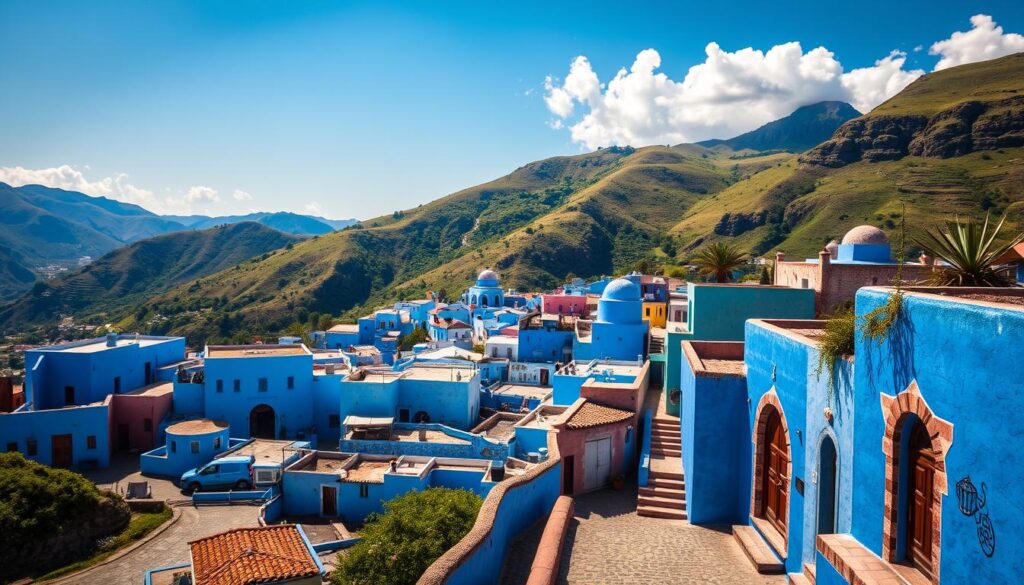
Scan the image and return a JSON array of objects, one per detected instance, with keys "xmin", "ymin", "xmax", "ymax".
[
  {"xmin": 516, "ymin": 405, "xmax": 568, "ymax": 430},
  {"xmin": 220, "ymin": 439, "xmax": 305, "ymax": 466},
  {"xmin": 39, "ymin": 335, "xmax": 175, "ymax": 354},
  {"xmin": 682, "ymin": 341, "xmax": 746, "ymax": 377},
  {"xmin": 558, "ymin": 359, "xmax": 644, "ymax": 379},
  {"xmin": 206, "ymin": 344, "xmax": 309, "ymax": 358},
  {"xmin": 471, "ymin": 412, "xmax": 525, "ymax": 443},
  {"xmin": 491, "ymin": 383, "xmax": 552, "ymax": 401}
]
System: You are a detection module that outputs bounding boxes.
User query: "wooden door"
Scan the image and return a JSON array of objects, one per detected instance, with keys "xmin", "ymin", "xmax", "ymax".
[
  {"xmin": 118, "ymin": 424, "xmax": 131, "ymax": 451},
  {"xmin": 761, "ymin": 409, "xmax": 789, "ymax": 533},
  {"xmin": 322, "ymin": 485, "xmax": 338, "ymax": 516},
  {"xmin": 907, "ymin": 425, "xmax": 935, "ymax": 579},
  {"xmin": 51, "ymin": 434, "xmax": 73, "ymax": 468}
]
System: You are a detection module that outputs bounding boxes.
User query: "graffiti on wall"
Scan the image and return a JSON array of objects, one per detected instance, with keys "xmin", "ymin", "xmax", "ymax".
[{"xmin": 956, "ymin": 476, "xmax": 995, "ymax": 557}]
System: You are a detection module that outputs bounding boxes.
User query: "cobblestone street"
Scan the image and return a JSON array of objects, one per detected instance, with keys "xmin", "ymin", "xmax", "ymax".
[{"xmin": 556, "ymin": 488, "xmax": 785, "ymax": 585}]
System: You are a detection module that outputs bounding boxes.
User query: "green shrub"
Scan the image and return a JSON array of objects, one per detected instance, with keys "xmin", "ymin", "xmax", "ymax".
[
  {"xmin": 0, "ymin": 452, "xmax": 104, "ymax": 552},
  {"xmin": 331, "ymin": 488, "xmax": 482, "ymax": 585}
]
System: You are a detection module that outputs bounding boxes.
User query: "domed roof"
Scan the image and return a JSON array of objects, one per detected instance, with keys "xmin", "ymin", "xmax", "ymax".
[
  {"xmin": 841, "ymin": 225, "xmax": 889, "ymax": 245},
  {"xmin": 825, "ymin": 240, "xmax": 840, "ymax": 257},
  {"xmin": 476, "ymin": 269, "xmax": 499, "ymax": 286},
  {"xmin": 601, "ymin": 278, "xmax": 641, "ymax": 302}
]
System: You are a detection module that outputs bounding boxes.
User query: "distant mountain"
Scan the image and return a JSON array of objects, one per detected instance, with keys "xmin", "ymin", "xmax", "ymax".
[
  {"xmin": 0, "ymin": 221, "xmax": 301, "ymax": 329},
  {"xmin": 0, "ymin": 247, "xmax": 37, "ymax": 301},
  {"xmin": 699, "ymin": 101, "xmax": 861, "ymax": 153},
  {"xmin": 163, "ymin": 212, "xmax": 356, "ymax": 234},
  {"xmin": 0, "ymin": 182, "xmax": 184, "ymax": 265}
]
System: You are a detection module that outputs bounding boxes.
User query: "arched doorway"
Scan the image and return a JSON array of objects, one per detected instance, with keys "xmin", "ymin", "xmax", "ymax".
[
  {"xmin": 250, "ymin": 404, "xmax": 275, "ymax": 439},
  {"xmin": 817, "ymin": 434, "xmax": 838, "ymax": 535},
  {"xmin": 904, "ymin": 421, "xmax": 937, "ymax": 579},
  {"xmin": 760, "ymin": 407, "xmax": 789, "ymax": 534}
]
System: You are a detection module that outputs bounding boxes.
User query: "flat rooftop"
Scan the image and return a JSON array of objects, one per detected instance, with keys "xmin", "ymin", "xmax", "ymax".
[
  {"xmin": 899, "ymin": 286, "xmax": 1024, "ymax": 310},
  {"xmin": 344, "ymin": 459, "xmax": 393, "ymax": 483},
  {"xmin": 391, "ymin": 428, "xmax": 469, "ymax": 445},
  {"xmin": 561, "ymin": 360, "xmax": 644, "ymax": 379},
  {"xmin": 491, "ymin": 383, "xmax": 552, "ymax": 400},
  {"xmin": 121, "ymin": 381, "xmax": 174, "ymax": 397},
  {"xmin": 401, "ymin": 365, "xmax": 477, "ymax": 382},
  {"xmin": 46, "ymin": 336, "xmax": 172, "ymax": 353},
  {"xmin": 328, "ymin": 324, "xmax": 360, "ymax": 333},
  {"xmin": 224, "ymin": 439, "xmax": 303, "ymax": 466},
  {"xmin": 684, "ymin": 341, "xmax": 746, "ymax": 376},
  {"xmin": 518, "ymin": 405, "xmax": 568, "ymax": 430},
  {"xmin": 206, "ymin": 344, "xmax": 308, "ymax": 358},
  {"xmin": 166, "ymin": 419, "xmax": 229, "ymax": 436},
  {"xmin": 757, "ymin": 320, "xmax": 829, "ymax": 346}
]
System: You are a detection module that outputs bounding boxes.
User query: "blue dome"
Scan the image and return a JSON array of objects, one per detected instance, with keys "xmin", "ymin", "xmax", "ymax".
[
  {"xmin": 600, "ymin": 278, "xmax": 641, "ymax": 302},
  {"xmin": 476, "ymin": 269, "xmax": 499, "ymax": 287}
]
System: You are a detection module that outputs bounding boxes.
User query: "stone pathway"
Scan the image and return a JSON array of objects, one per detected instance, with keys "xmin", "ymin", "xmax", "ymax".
[
  {"xmin": 557, "ymin": 488, "xmax": 785, "ymax": 585},
  {"xmin": 53, "ymin": 504, "xmax": 261, "ymax": 585}
]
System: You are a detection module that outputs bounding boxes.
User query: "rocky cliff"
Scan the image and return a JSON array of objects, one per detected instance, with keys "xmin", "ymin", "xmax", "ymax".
[{"xmin": 802, "ymin": 96, "xmax": 1024, "ymax": 167}]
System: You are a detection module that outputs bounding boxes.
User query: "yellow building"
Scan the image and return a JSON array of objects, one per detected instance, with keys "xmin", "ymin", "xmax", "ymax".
[{"xmin": 642, "ymin": 301, "xmax": 667, "ymax": 328}]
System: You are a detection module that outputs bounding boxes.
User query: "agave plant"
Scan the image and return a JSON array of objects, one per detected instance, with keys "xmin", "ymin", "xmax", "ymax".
[
  {"xmin": 692, "ymin": 242, "xmax": 747, "ymax": 283},
  {"xmin": 914, "ymin": 213, "xmax": 1023, "ymax": 287}
]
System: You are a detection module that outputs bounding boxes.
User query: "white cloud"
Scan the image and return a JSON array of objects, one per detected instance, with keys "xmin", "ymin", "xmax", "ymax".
[
  {"xmin": 185, "ymin": 185, "xmax": 220, "ymax": 204},
  {"xmin": 930, "ymin": 14, "xmax": 1024, "ymax": 71},
  {"xmin": 232, "ymin": 189, "xmax": 252, "ymax": 201},
  {"xmin": 543, "ymin": 43, "xmax": 924, "ymax": 148},
  {"xmin": 304, "ymin": 201, "xmax": 322, "ymax": 215},
  {"xmin": 0, "ymin": 164, "xmax": 160, "ymax": 209}
]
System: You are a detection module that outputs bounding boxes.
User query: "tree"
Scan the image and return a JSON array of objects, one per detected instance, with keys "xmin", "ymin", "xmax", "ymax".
[
  {"xmin": 915, "ymin": 213, "xmax": 1024, "ymax": 287},
  {"xmin": 758, "ymin": 264, "xmax": 772, "ymax": 285},
  {"xmin": 317, "ymin": 314, "xmax": 335, "ymax": 332},
  {"xmin": 331, "ymin": 488, "xmax": 482, "ymax": 585},
  {"xmin": 398, "ymin": 325, "xmax": 428, "ymax": 351},
  {"xmin": 692, "ymin": 242, "xmax": 747, "ymax": 283}
]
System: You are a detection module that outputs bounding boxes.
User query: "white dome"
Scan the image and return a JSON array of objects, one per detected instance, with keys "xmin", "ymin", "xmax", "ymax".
[{"xmin": 841, "ymin": 225, "xmax": 889, "ymax": 245}]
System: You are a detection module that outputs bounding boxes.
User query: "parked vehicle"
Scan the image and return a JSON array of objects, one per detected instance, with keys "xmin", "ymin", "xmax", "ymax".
[{"xmin": 180, "ymin": 455, "xmax": 255, "ymax": 493}]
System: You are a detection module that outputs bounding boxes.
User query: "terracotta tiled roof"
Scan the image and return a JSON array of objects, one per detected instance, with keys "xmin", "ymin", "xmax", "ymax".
[
  {"xmin": 189, "ymin": 525, "xmax": 319, "ymax": 585},
  {"xmin": 564, "ymin": 401, "xmax": 633, "ymax": 429}
]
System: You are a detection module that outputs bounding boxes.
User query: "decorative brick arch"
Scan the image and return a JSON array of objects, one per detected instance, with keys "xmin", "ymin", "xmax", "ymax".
[
  {"xmin": 879, "ymin": 380, "xmax": 953, "ymax": 585},
  {"xmin": 751, "ymin": 388, "xmax": 792, "ymax": 543}
]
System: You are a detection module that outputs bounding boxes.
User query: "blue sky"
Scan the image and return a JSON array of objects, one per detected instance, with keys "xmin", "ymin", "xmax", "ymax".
[{"xmin": 1, "ymin": 1, "xmax": 1022, "ymax": 219}]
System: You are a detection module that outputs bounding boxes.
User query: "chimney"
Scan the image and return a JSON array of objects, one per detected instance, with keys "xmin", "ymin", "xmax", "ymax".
[
  {"xmin": 775, "ymin": 251, "xmax": 786, "ymax": 264},
  {"xmin": 418, "ymin": 427, "xmax": 427, "ymax": 442},
  {"xmin": 105, "ymin": 332, "xmax": 118, "ymax": 347}
]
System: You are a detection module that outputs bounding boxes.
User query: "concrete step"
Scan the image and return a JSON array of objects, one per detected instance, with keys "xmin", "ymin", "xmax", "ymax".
[
  {"xmin": 733, "ymin": 525, "xmax": 785, "ymax": 574},
  {"xmin": 638, "ymin": 485, "xmax": 686, "ymax": 499},
  {"xmin": 638, "ymin": 494, "xmax": 687, "ymax": 510},
  {"xmin": 648, "ymin": 477, "xmax": 685, "ymax": 490},
  {"xmin": 652, "ymin": 421, "xmax": 678, "ymax": 429},
  {"xmin": 788, "ymin": 573, "xmax": 812, "ymax": 585},
  {"xmin": 650, "ymin": 448, "xmax": 681, "ymax": 458},
  {"xmin": 802, "ymin": 563, "xmax": 816, "ymax": 584},
  {"xmin": 649, "ymin": 469, "xmax": 684, "ymax": 482},
  {"xmin": 637, "ymin": 505, "xmax": 688, "ymax": 520},
  {"xmin": 651, "ymin": 431, "xmax": 681, "ymax": 440}
]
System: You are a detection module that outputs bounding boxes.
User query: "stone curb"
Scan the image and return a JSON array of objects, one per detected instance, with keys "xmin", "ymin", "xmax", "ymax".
[{"xmin": 42, "ymin": 504, "xmax": 182, "ymax": 584}]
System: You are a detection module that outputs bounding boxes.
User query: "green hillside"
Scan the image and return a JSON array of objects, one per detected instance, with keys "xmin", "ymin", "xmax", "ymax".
[{"xmin": 0, "ymin": 222, "xmax": 300, "ymax": 331}]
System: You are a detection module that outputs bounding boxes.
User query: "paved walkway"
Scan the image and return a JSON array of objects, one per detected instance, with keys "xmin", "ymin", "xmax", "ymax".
[
  {"xmin": 54, "ymin": 504, "xmax": 262, "ymax": 585},
  {"xmin": 556, "ymin": 488, "xmax": 785, "ymax": 585}
]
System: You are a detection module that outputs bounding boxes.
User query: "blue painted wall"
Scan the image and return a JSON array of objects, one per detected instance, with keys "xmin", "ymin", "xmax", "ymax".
[
  {"xmin": 0, "ymin": 403, "xmax": 110, "ymax": 468},
  {"xmin": 847, "ymin": 289, "xmax": 1024, "ymax": 583},
  {"xmin": 140, "ymin": 424, "xmax": 231, "ymax": 478},
  {"xmin": 444, "ymin": 460, "xmax": 562, "ymax": 585},
  {"xmin": 517, "ymin": 328, "xmax": 573, "ymax": 363}
]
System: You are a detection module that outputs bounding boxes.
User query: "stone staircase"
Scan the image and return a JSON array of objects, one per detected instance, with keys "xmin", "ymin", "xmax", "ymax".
[
  {"xmin": 637, "ymin": 416, "xmax": 686, "ymax": 520},
  {"xmin": 648, "ymin": 332, "xmax": 665, "ymax": 355}
]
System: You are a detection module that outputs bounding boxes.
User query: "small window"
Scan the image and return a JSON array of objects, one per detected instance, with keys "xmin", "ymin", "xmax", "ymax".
[
  {"xmin": 201, "ymin": 464, "xmax": 219, "ymax": 475},
  {"xmin": 27, "ymin": 439, "xmax": 37, "ymax": 456},
  {"xmin": 233, "ymin": 379, "xmax": 241, "ymax": 392},
  {"xmin": 170, "ymin": 440, "xmax": 177, "ymax": 453},
  {"xmin": 645, "ymin": 308, "xmax": 650, "ymax": 316},
  {"xmin": 329, "ymin": 414, "xmax": 340, "ymax": 429},
  {"xmin": 214, "ymin": 437, "xmax": 222, "ymax": 449},
  {"xmin": 87, "ymin": 436, "xmax": 97, "ymax": 449},
  {"xmin": 359, "ymin": 483, "xmax": 369, "ymax": 498},
  {"xmin": 6, "ymin": 442, "xmax": 17, "ymax": 452},
  {"xmin": 258, "ymin": 378, "xmax": 268, "ymax": 392},
  {"xmin": 287, "ymin": 376, "xmax": 294, "ymax": 389},
  {"xmin": 190, "ymin": 441, "xmax": 200, "ymax": 454},
  {"xmin": 64, "ymin": 386, "xmax": 75, "ymax": 405},
  {"xmin": 143, "ymin": 418, "xmax": 153, "ymax": 432},
  {"xmin": 801, "ymin": 278, "xmax": 809, "ymax": 289},
  {"xmin": 114, "ymin": 376, "xmax": 121, "ymax": 393},
  {"xmin": 216, "ymin": 380, "xmax": 224, "ymax": 393}
]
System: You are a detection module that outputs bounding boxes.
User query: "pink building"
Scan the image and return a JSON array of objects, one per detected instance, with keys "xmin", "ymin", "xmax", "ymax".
[
  {"xmin": 541, "ymin": 294, "xmax": 589, "ymax": 317},
  {"xmin": 109, "ymin": 381, "xmax": 174, "ymax": 452}
]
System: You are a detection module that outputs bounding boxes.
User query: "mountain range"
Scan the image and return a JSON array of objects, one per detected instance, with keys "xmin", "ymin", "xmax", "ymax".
[
  {"xmin": 0, "ymin": 183, "xmax": 355, "ymax": 299},
  {"xmin": 698, "ymin": 101, "xmax": 861, "ymax": 152},
  {"xmin": 3, "ymin": 52, "xmax": 1022, "ymax": 342}
]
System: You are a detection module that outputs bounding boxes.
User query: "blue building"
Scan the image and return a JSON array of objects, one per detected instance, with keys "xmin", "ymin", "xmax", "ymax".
[
  {"xmin": 573, "ymin": 278, "xmax": 650, "ymax": 362},
  {"xmin": 678, "ymin": 286, "xmax": 1024, "ymax": 585},
  {"xmin": 462, "ymin": 269, "xmax": 505, "ymax": 318},
  {"xmin": 393, "ymin": 298, "xmax": 436, "ymax": 327},
  {"xmin": 426, "ymin": 317, "xmax": 473, "ymax": 348},
  {"xmin": 2, "ymin": 333, "xmax": 185, "ymax": 469},
  {"xmin": 517, "ymin": 312, "xmax": 575, "ymax": 364}
]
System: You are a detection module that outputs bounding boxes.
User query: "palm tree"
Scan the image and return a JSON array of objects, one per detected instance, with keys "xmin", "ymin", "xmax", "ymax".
[
  {"xmin": 692, "ymin": 242, "xmax": 747, "ymax": 283},
  {"xmin": 914, "ymin": 213, "xmax": 1023, "ymax": 287}
]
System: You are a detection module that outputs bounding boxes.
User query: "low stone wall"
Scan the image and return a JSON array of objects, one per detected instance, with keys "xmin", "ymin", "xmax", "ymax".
[
  {"xmin": 418, "ymin": 432, "xmax": 562, "ymax": 585},
  {"xmin": 525, "ymin": 495, "xmax": 574, "ymax": 585}
]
